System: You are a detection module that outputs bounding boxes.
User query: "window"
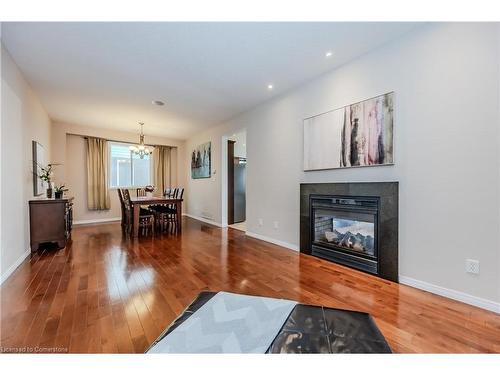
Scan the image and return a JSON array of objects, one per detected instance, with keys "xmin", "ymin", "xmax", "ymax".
[{"xmin": 109, "ymin": 142, "xmax": 153, "ymax": 188}]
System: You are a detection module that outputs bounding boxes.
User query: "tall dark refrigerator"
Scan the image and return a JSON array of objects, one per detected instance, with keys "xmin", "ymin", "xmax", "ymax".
[{"xmin": 233, "ymin": 157, "xmax": 246, "ymax": 223}]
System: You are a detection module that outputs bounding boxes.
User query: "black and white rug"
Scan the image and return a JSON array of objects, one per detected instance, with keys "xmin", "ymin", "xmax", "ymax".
[{"xmin": 147, "ymin": 291, "xmax": 391, "ymax": 354}]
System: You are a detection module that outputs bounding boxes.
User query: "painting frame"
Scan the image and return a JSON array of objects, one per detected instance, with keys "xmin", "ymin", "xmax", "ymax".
[
  {"xmin": 32, "ymin": 140, "xmax": 45, "ymax": 196},
  {"xmin": 303, "ymin": 92, "xmax": 394, "ymax": 171},
  {"xmin": 191, "ymin": 141, "xmax": 212, "ymax": 179}
]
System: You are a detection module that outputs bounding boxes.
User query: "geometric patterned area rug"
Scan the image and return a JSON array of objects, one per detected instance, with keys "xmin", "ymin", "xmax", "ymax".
[
  {"xmin": 146, "ymin": 291, "xmax": 392, "ymax": 354},
  {"xmin": 148, "ymin": 291, "xmax": 296, "ymax": 353}
]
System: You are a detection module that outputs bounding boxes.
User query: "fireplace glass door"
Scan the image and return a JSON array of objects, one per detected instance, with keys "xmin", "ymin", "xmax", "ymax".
[{"xmin": 313, "ymin": 209, "xmax": 376, "ymax": 259}]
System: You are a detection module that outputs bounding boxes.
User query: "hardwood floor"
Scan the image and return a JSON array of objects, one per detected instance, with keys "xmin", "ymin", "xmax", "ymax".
[{"xmin": 1, "ymin": 217, "xmax": 499, "ymax": 353}]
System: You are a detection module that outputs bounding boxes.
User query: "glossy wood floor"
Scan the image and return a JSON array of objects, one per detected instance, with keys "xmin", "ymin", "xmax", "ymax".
[{"xmin": 1, "ymin": 217, "xmax": 499, "ymax": 353}]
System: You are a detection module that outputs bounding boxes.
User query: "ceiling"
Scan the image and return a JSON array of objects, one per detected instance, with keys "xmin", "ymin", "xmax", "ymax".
[{"xmin": 2, "ymin": 22, "xmax": 420, "ymax": 140}]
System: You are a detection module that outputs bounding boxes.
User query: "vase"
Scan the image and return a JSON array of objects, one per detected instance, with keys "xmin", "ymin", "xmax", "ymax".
[
  {"xmin": 55, "ymin": 191, "xmax": 63, "ymax": 199},
  {"xmin": 46, "ymin": 182, "xmax": 54, "ymax": 198}
]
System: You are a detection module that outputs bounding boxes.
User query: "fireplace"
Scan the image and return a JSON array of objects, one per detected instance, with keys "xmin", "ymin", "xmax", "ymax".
[
  {"xmin": 311, "ymin": 195, "xmax": 379, "ymax": 275},
  {"xmin": 300, "ymin": 182, "xmax": 398, "ymax": 282}
]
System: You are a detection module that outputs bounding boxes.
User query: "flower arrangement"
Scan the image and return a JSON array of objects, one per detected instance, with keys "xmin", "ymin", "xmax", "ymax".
[
  {"xmin": 54, "ymin": 184, "xmax": 68, "ymax": 193},
  {"xmin": 54, "ymin": 184, "xmax": 69, "ymax": 199},
  {"xmin": 37, "ymin": 163, "xmax": 56, "ymax": 183},
  {"xmin": 35, "ymin": 162, "xmax": 61, "ymax": 198},
  {"xmin": 143, "ymin": 185, "xmax": 155, "ymax": 198}
]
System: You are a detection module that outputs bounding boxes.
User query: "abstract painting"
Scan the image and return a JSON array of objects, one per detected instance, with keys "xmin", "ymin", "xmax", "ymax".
[
  {"xmin": 304, "ymin": 92, "xmax": 394, "ymax": 170},
  {"xmin": 191, "ymin": 141, "xmax": 211, "ymax": 179}
]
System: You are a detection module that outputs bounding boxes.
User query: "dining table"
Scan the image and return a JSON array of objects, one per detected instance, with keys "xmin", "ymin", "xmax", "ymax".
[{"xmin": 129, "ymin": 196, "xmax": 183, "ymax": 238}]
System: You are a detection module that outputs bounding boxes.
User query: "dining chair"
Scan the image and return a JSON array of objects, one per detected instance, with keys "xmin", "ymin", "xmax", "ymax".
[
  {"xmin": 153, "ymin": 187, "xmax": 184, "ymax": 234},
  {"xmin": 169, "ymin": 188, "xmax": 184, "ymax": 232},
  {"xmin": 150, "ymin": 188, "xmax": 169, "ymax": 231},
  {"xmin": 117, "ymin": 188, "xmax": 126, "ymax": 230},
  {"xmin": 136, "ymin": 187, "xmax": 147, "ymax": 197},
  {"xmin": 122, "ymin": 189, "xmax": 155, "ymax": 236},
  {"xmin": 177, "ymin": 188, "xmax": 184, "ymax": 200},
  {"xmin": 171, "ymin": 188, "xmax": 179, "ymax": 199}
]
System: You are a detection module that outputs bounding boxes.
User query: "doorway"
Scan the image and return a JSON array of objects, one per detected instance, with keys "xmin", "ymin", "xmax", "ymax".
[{"xmin": 227, "ymin": 131, "xmax": 246, "ymax": 231}]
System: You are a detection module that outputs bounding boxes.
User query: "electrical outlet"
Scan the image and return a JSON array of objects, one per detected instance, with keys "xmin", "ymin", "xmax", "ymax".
[
  {"xmin": 258, "ymin": 218, "xmax": 263, "ymax": 226},
  {"xmin": 273, "ymin": 221, "xmax": 279, "ymax": 230},
  {"xmin": 465, "ymin": 259, "xmax": 480, "ymax": 275}
]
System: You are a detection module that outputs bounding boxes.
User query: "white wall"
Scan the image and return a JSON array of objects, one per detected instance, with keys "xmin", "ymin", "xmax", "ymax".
[
  {"xmin": 1, "ymin": 43, "xmax": 52, "ymax": 281},
  {"xmin": 51, "ymin": 122, "xmax": 187, "ymax": 223},
  {"xmin": 229, "ymin": 131, "xmax": 247, "ymax": 158},
  {"xmin": 185, "ymin": 23, "xmax": 500, "ymax": 307}
]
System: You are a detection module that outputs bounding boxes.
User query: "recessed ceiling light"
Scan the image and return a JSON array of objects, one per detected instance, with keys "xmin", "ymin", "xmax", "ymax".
[
  {"xmin": 325, "ymin": 51, "xmax": 333, "ymax": 58},
  {"xmin": 152, "ymin": 100, "xmax": 165, "ymax": 106},
  {"xmin": 267, "ymin": 84, "xmax": 274, "ymax": 90}
]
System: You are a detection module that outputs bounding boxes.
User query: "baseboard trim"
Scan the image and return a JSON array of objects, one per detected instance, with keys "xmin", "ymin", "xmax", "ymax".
[
  {"xmin": 0, "ymin": 249, "xmax": 30, "ymax": 285},
  {"xmin": 73, "ymin": 217, "xmax": 121, "ymax": 225},
  {"xmin": 399, "ymin": 275, "xmax": 500, "ymax": 314},
  {"xmin": 183, "ymin": 215, "xmax": 299, "ymax": 253},
  {"xmin": 245, "ymin": 231, "xmax": 299, "ymax": 252},
  {"xmin": 183, "ymin": 213, "xmax": 222, "ymax": 227}
]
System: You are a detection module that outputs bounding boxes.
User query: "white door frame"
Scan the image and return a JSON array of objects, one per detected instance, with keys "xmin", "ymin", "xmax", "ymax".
[{"xmin": 221, "ymin": 130, "xmax": 247, "ymax": 228}]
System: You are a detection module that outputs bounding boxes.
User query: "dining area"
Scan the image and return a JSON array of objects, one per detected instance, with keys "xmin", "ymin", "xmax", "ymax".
[{"xmin": 117, "ymin": 187, "xmax": 184, "ymax": 238}]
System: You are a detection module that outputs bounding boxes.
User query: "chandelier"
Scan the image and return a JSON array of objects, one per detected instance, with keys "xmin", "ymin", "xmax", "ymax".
[{"xmin": 129, "ymin": 122, "xmax": 153, "ymax": 159}]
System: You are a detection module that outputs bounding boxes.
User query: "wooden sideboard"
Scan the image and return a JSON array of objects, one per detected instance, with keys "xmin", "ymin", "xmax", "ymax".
[{"xmin": 29, "ymin": 197, "xmax": 74, "ymax": 252}]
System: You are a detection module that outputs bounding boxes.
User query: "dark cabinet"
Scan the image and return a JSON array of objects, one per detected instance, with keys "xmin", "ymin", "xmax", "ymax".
[{"xmin": 29, "ymin": 197, "xmax": 73, "ymax": 252}]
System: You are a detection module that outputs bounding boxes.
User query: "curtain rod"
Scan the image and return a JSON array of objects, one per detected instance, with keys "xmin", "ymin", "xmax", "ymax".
[{"xmin": 67, "ymin": 133, "xmax": 175, "ymax": 149}]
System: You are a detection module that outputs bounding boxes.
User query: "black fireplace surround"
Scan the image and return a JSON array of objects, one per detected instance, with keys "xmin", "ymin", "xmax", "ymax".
[{"xmin": 300, "ymin": 182, "xmax": 398, "ymax": 282}]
